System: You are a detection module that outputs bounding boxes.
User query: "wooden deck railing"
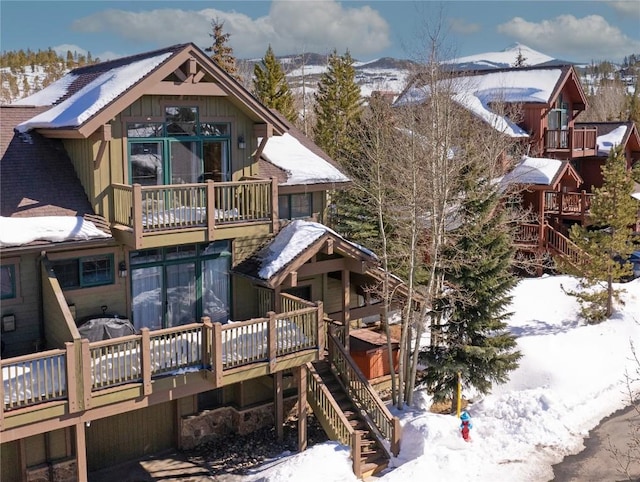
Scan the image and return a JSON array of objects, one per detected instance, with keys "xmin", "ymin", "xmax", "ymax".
[
  {"xmin": 111, "ymin": 178, "xmax": 274, "ymax": 233},
  {"xmin": 1, "ymin": 348, "xmax": 67, "ymax": 410},
  {"xmin": 327, "ymin": 329, "xmax": 401, "ymax": 456},
  {"xmin": 2, "ymin": 298, "xmax": 321, "ymax": 415},
  {"xmin": 514, "ymin": 223, "xmax": 541, "ymax": 246},
  {"xmin": 544, "ymin": 127, "xmax": 597, "ymax": 153},
  {"xmin": 544, "ymin": 191, "xmax": 593, "ymax": 217}
]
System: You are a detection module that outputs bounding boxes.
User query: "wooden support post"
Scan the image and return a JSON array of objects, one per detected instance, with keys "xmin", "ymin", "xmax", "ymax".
[
  {"xmin": 316, "ymin": 301, "xmax": 325, "ymax": 358},
  {"xmin": 132, "ymin": 184, "xmax": 143, "ymax": 249},
  {"xmin": 140, "ymin": 328, "xmax": 152, "ymax": 395},
  {"xmin": 267, "ymin": 312, "xmax": 277, "ymax": 373},
  {"xmin": 296, "ymin": 365, "xmax": 308, "ymax": 452},
  {"xmin": 274, "ymin": 371, "xmax": 283, "ymax": 442},
  {"xmin": 273, "ymin": 287, "xmax": 282, "ymax": 314},
  {"xmin": 391, "ymin": 417, "xmax": 401, "ymax": 457},
  {"xmin": 212, "ymin": 322, "xmax": 223, "ymax": 387},
  {"xmin": 271, "ymin": 176, "xmax": 279, "ymax": 234},
  {"xmin": 80, "ymin": 339, "xmax": 92, "ymax": 410},
  {"xmin": 206, "ymin": 180, "xmax": 216, "ymax": 240},
  {"xmin": 75, "ymin": 422, "xmax": 88, "ymax": 482},
  {"xmin": 351, "ymin": 431, "xmax": 362, "ymax": 478},
  {"xmin": 65, "ymin": 342, "xmax": 79, "ymax": 413},
  {"xmin": 201, "ymin": 317, "xmax": 212, "ymax": 369},
  {"xmin": 342, "ymin": 269, "xmax": 350, "ymax": 352}
]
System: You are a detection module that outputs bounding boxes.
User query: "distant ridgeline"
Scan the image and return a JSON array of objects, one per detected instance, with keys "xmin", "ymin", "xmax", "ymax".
[
  {"xmin": 1, "ymin": 46, "xmax": 639, "ymax": 116},
  {"xmin": 0, "ymin": 48, "xmax": 100, "ymax": 104}
]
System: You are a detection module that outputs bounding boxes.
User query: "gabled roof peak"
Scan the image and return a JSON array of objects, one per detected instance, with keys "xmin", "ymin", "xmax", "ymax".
[{"xmin": 69, "ymin": 43, "xmax": 192, "ymax": 76}]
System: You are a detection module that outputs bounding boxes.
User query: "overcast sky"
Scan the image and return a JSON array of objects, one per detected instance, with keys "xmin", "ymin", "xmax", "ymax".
[{"xmin": 1, "ymin": 1, "xmax": 639, "ymax": 63}]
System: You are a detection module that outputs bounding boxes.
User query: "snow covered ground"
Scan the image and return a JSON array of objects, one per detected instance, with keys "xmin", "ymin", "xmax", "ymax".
[{"xmin": 243, "ymin": 274, "xmax": 640, "ymax": 481}]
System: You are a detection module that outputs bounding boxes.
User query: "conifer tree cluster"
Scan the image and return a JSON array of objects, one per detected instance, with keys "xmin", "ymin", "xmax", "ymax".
[{"xmin": 253, "ymin": 45, "xmax": 298, "ymax": 123}]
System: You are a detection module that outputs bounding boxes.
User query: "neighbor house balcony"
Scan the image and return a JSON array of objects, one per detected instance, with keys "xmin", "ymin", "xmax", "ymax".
[
  {"xmin": 110, "ymin": 178, "xmax": 278, "ymax": 249},
  {"xmin": 544, "ymin": 126, "xmax": 597, "ymax": 158},
  {"xmin": 1, "ymin": 294, "xmax": 323, "ymax": 437},
  {"xmin": 543, "ymin": 190, "xmax": 594, "ymax": 220}
]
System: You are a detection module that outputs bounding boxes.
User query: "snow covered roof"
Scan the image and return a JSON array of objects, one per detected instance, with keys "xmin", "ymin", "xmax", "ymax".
[
  {"xmin": 14, "ymin": 53, "xmax": 172, "ymax": 132},
  {"xmin": 596, "ymin": 125, "xmax": 627, "ymax": 156},
  {"xmin": 0, "ymin": 216, "xmax": 111, "ymax": 247},
  {"xmin": 395, "ymin": 66, "xmax": 571, "ymax": 138},
  {"xmin": 257, "ymin": 220, "xmax": 375, "ymax": 280},
  {"xmin": 501, "ymin": 156, "xmax": 567, "ymax": 186},
  {"xmin": 261, "ymin": 133, "xmax": 350, "ymax": 186}
]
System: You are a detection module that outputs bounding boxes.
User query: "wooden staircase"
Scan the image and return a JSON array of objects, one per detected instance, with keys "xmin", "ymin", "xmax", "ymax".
[
  {"xmin": 545, "ymin": 224, "xmax": 587, "ymax": 268},
  {"xmin": 311, "ymin": 360, "xmax": 390, "ymax": 477},
  {"xmin": 306, "ymin": 328, "xmax": 401, "ymax": 479}
]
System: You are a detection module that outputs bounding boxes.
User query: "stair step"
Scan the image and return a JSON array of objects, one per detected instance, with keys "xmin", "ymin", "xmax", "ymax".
[{"xmin": 359, "ymin": 459, "xmax": 389, "ymax": 478}]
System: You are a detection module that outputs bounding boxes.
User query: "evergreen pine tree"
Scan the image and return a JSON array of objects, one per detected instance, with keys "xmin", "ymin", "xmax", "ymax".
[
  {"xmin": 253, "ymin": 45, "xmax": 298, "ymax": 123},
  {"xmin": 313, "ymin": 50, "xmax": 363, "ymax": 163},
  {"xmin": 205, "ymin": 18, "xmax": 241, "ymax": 82},
  {"xmin": 513, "ymin": 48, "xmax": 527, "ymax": 67},
  {"xmin": 419, "ymin": 167, "xmax": 521, "ymax": 404},
  {"xmin": 566, "ymin": 145, "xmax": 638, "ymax": 322}
]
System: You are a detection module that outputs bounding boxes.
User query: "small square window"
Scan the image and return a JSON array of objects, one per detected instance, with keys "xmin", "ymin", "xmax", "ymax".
[
  {"xmin": 52, "ymin": 260, "xmax": 79, "ymax": 289},
  {"xmin": 81, "ymin": 256, "xmax": 114, "ymax": 287}
]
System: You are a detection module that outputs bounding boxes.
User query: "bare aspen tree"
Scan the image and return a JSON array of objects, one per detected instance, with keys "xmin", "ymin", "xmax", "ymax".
[{"xmin": 345, "ymin": 13, "xmax": 524, "ymax": 407}]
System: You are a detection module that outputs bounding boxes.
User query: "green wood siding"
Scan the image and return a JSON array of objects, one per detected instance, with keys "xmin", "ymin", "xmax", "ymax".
[
  {"xmin": 1, "ymin": 254, "xmax": 42, "ymax": 357},
  {"xmin": 1, "ymin": 441, "xmax": 20, "ymax": 481},
  {"xmin": 86, "ymin": 401, "xmax": 176, "ymax": 472},
  {"xmin": 233, "ymin": 276, "xmax": 258, "ymax": 321}
]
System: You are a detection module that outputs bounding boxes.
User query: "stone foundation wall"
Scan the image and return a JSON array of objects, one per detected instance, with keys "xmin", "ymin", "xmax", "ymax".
[
  {"xmin": 25, "ymin": 458, "xmax": 76, "ymax": 482},
  {"xmin": 180, "ymin": 397, "xmax": 297, "ymax": 450}
]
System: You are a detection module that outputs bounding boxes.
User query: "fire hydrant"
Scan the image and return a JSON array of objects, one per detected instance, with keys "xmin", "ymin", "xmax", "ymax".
[{"xmin": 460, "ymin": 411, "xmax": 473, "ymax": 442}]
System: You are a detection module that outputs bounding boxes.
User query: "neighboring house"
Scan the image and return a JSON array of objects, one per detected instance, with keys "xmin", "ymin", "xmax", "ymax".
[
  {"xmin": 395, "ymin": 64, "xmax": 640, "ymax": 268},
  {"xmin": 0, "ymin": 43, "xmax": 401, "ymax": 481}
]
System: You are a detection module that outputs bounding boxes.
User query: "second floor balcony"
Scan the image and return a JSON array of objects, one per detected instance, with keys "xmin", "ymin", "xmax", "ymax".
[
  {"xmin": 544, "ymin": 126, "xmax": 597, "ymax": 158},
  {"xmin": 110, "ymin": 178, "xmax": 278, "ymax": 249}
]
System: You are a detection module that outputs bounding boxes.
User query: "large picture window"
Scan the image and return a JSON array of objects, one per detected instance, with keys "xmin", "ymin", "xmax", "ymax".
[
  {"xmin": 130, "ymin": 241, "xmax": 231, "ymax": 330},
  {"xmin": 127, "ymin": 107, "xmax": 230, "ymax": 186}
]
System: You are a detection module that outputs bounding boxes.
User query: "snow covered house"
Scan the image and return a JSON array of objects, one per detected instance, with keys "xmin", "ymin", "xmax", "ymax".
[
  {"xmin": 395, "ymin": 64, "xmax": 640, "ymax": 269},
  {"xmin": 0, "ymin": 43, "xmax": 401, "ymax": 480}
]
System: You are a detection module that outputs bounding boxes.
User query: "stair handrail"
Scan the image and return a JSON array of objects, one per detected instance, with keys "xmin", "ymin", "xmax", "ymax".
[
  {"xmin": 305, "ymin": 362, "xmax": 355, "ymax": 445},
  {"xmin": 545, "ymin": 224, "xmax": 585, "ymax": 267},
  {"xmin": 305, "ymin": 362, "xmax": 365, "ymax": 477},
  {"xmin": 327, "ymin": 330, "xmax": 401, "ymax": 456}
]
